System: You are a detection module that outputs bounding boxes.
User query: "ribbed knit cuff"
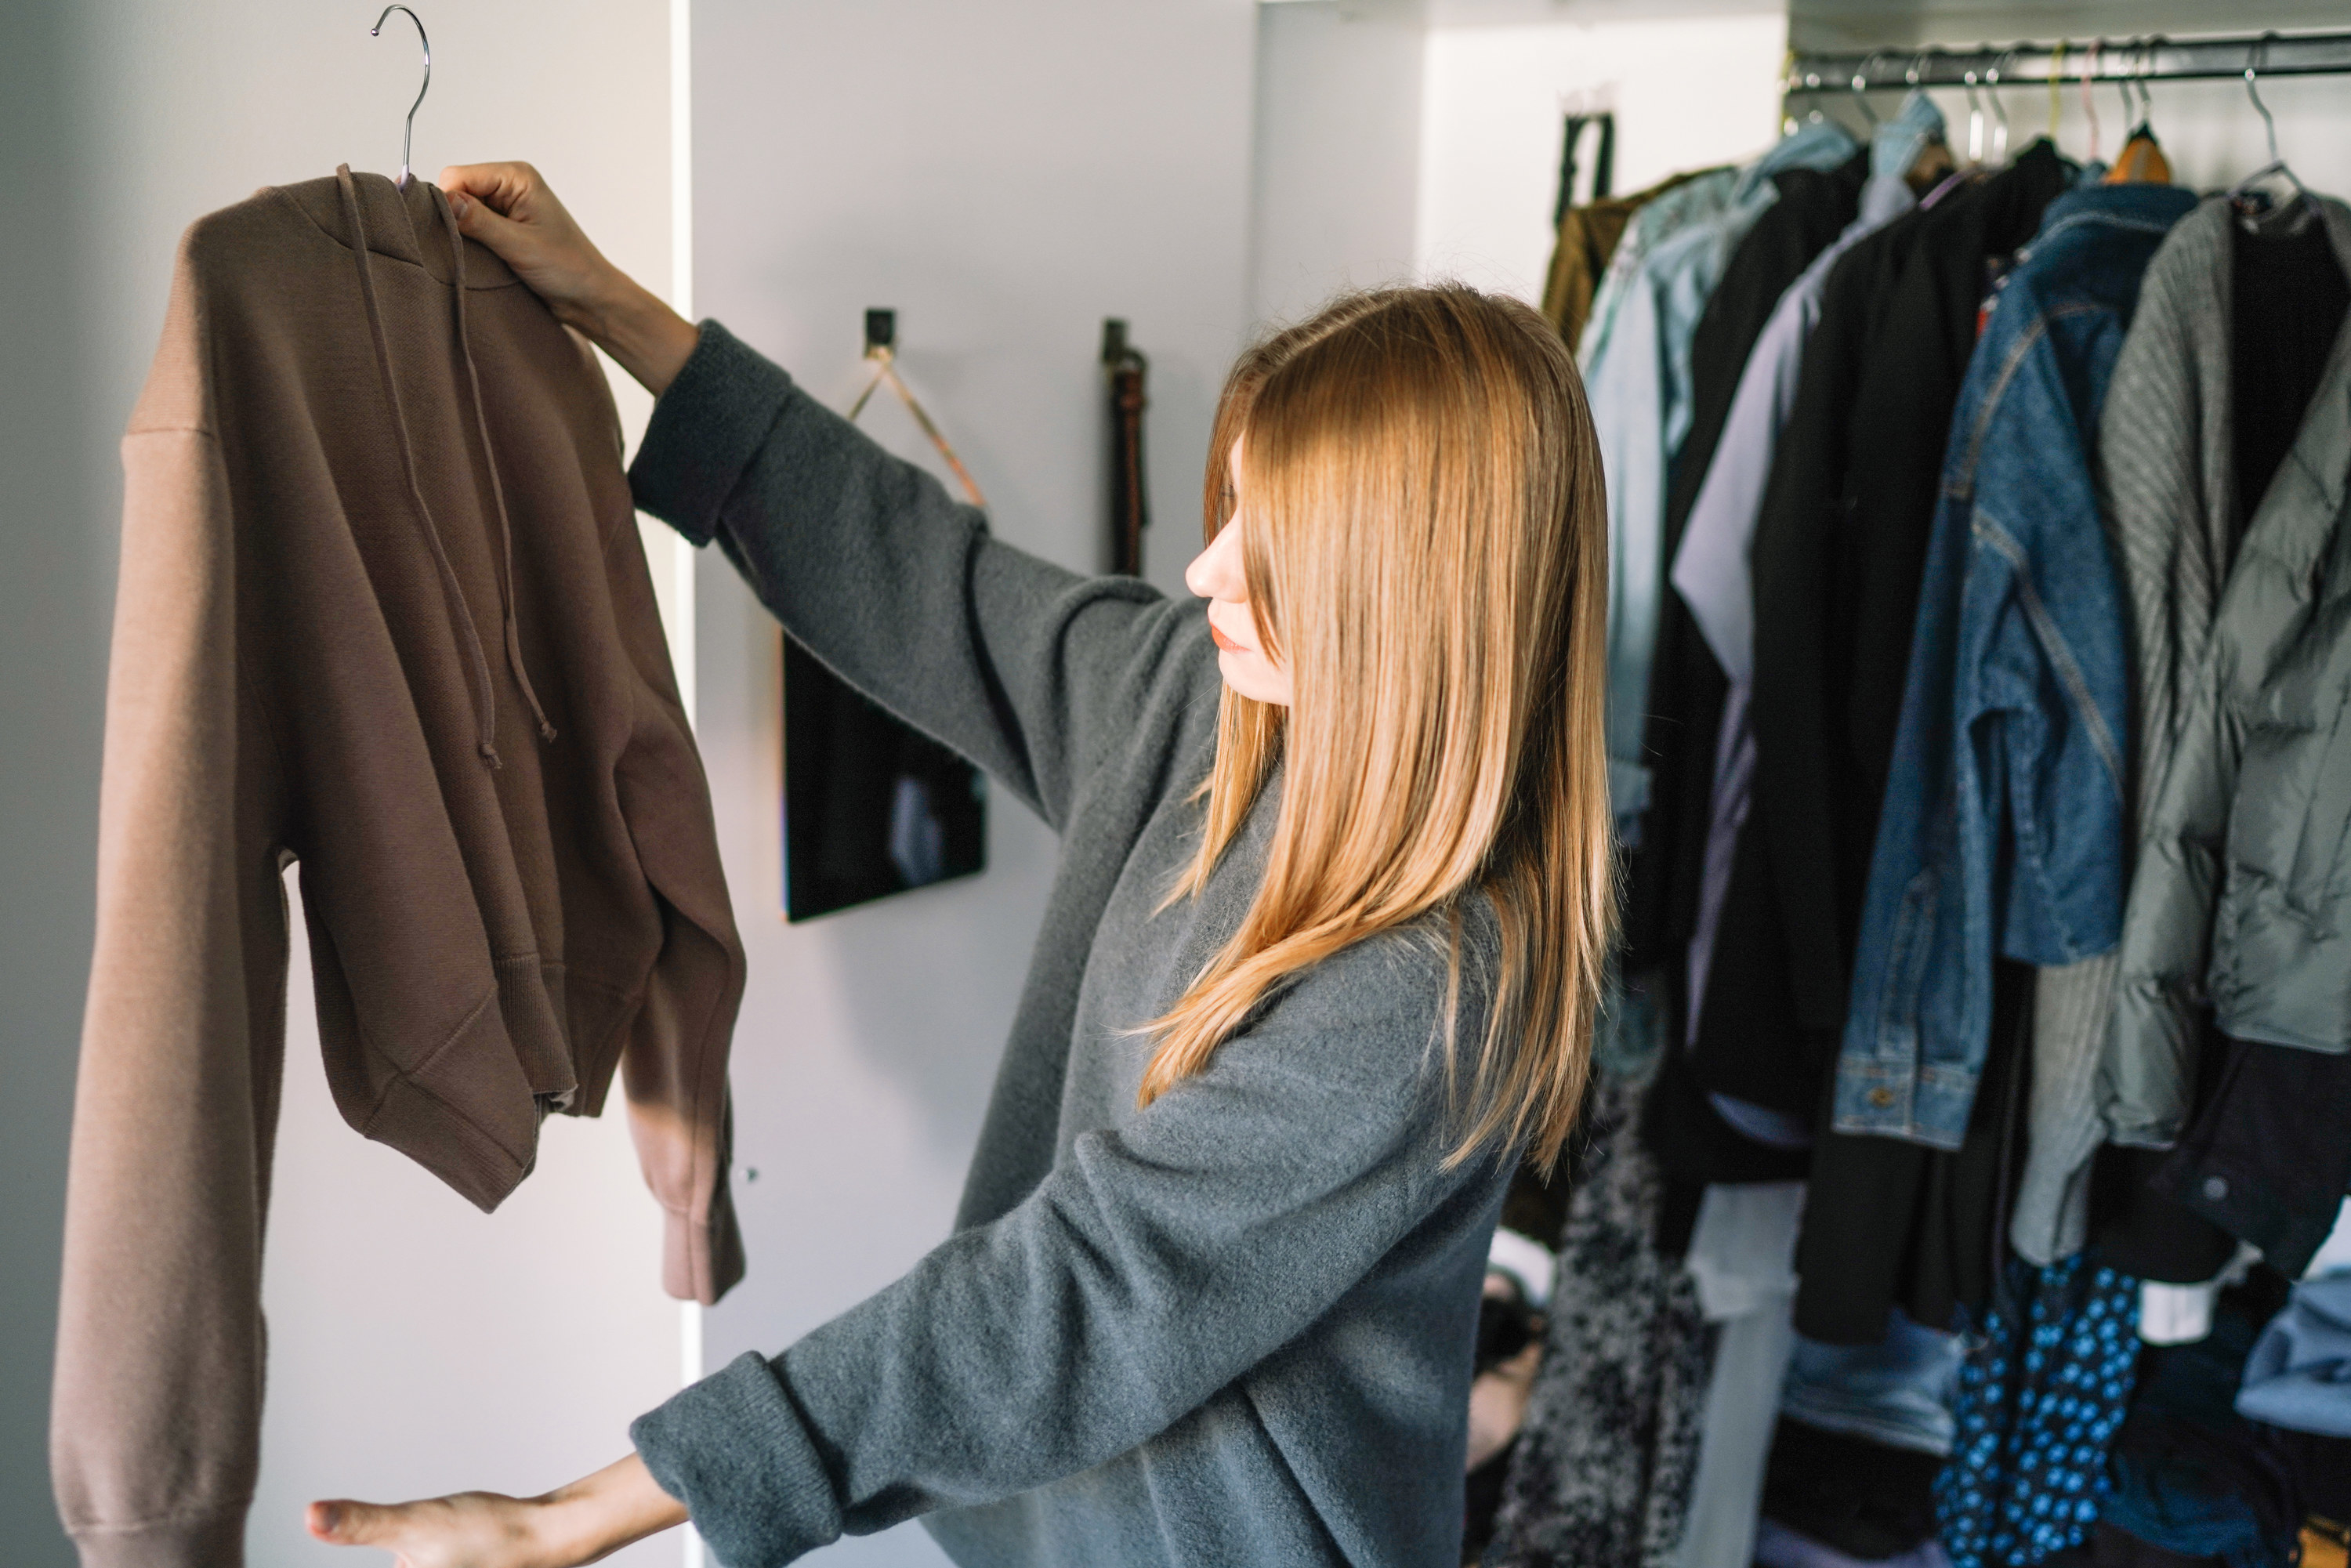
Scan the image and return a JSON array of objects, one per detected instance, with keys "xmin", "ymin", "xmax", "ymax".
[
  {"xmin": 69, "ymin": 1513, "xmax": 247, "ymax": 1568},
  {"xmin": 631, "ymin": 1351, "xmax": 842, "ymax": 1568},
  {"xmin": 629, "ymin": 320, "xmax": 800, "ymax": 549}
]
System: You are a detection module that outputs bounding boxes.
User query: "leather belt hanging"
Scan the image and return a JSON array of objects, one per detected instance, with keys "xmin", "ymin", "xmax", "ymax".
[{"xmin": 1102, "ymin": 317, "xmax": 1149, "ymax": 576}]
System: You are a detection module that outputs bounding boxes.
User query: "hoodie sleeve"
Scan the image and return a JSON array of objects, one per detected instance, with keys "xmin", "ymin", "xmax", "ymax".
[
  {"xmin": 627, "ymin": 321, "xmax": 1195, "ymax": 833},
  {"xmin": 52, "ymin": 400, "xmax": 295, "ymax": 1564}
]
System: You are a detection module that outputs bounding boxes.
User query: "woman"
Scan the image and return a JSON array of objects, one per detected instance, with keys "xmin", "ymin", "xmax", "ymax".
[{"xmin": 309, "ymin": 161, "xmax": 1614, "ymax": 1568}]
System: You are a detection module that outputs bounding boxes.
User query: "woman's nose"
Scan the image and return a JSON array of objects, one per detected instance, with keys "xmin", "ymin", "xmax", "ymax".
[{"xmin": 1186, "ymin": 517, "xmax": 1245, "ymax": 602}]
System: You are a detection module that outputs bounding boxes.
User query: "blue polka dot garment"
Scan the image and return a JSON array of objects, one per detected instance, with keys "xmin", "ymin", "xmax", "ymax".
[{"xmin": 1935, "ymin": 1255, "xmax": 2142, "ymax": 1568}]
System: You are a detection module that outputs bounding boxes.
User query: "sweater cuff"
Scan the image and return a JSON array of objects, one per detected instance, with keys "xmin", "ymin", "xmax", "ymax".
[
  {"xmin": 69, "ymin": 1514, "xmax": 248, "ymax": 1568},
  {"xmin": 631, "ymin": 1351, "xmax": 842, "ymax": 1568},
  {"xmin": 629, "ymin": 320, "xmax": 799, "ymax": 549}
]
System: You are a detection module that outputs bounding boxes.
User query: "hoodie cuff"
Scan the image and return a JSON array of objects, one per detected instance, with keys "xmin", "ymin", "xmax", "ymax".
[
  {"xmin": 631, "ymin": 1351, "xmax": 842, "ymax": 1568},
  {"xmin": 68, "ymin": 1514, "xmax": 248, "ymax": 1568},
  {"xmin": 629, "ymin": 320, "xmax": 799, "ymax": 549}
]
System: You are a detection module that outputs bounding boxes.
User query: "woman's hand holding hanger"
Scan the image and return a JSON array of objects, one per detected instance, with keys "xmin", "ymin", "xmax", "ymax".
[{"xmin": 439, "ymin": 161, "xmax": 699, "ymax": 397}]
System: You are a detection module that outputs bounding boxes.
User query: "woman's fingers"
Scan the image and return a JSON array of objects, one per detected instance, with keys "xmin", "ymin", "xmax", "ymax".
[
  {"xmin": 307, "ymin": 1490, "xmax": 538, "ymax": 1567},
  {"xmin": 307, "ymin": 1494, "xmax": 409, "ymax": 1548},
  {"xmin": 428, "ymin": 159, "xmax": 691, "ymax": 395},
  {"xmin": 433, "ymin": 161, "xmax": 614, "ymax": 329},
  {"xmin": 437, "ymin": 161, "xmax": 544, "ymax": 221}
]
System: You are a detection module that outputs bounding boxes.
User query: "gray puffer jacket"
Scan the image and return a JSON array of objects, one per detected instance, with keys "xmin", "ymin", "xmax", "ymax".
[{"xmin": 2106, "ymin": 200, "xmax": 2351, "ymax": 1145}]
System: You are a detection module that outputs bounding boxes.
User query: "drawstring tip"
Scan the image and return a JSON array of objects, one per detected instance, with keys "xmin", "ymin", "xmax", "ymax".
[
  {"xmin": 479, "ymin": 742, "xmax": 503, "ymax": 770},
  {"xmin": 536, "ymin": 719, "xmax": 559, "ymax": 744}
]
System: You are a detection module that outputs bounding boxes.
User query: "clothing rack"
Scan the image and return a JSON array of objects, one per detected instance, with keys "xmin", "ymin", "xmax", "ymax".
[{"xmin": 1785, "ymin": 28, "xmax": 2351, "ymax": 97}]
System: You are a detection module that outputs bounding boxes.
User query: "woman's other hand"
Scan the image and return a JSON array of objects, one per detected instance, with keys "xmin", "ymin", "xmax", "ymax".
[
  {"xmin": 438, "ymin": 162, "xmax": 698, "ymax": 397},
  {"xmin": 308, "ymin": 1453, "xmax": 687, "ymax": 1567}
]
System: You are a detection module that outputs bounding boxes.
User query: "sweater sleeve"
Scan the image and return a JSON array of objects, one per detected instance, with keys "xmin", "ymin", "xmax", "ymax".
[
  {"xmin": 629, "ymin": 321, "xmax": 1191, "ymax": 831},
  {"xmin": 52, "ymin": 421, "xmax": 291, "ymax": 1567},
  {"xmin": 628, "ymin": 929, "xmax": 1491, "ymax": 1567}
]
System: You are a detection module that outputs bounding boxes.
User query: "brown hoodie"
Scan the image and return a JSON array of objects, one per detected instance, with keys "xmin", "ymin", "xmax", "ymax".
[{"xmin": 51, "ymin": 168, "xmax": 744, "ymax": 1566}]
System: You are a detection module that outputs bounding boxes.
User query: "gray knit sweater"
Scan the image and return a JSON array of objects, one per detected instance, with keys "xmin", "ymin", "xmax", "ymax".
[{"xmin": 624, "ymin": 322, "xmax": 1509, "ymax": 1568}]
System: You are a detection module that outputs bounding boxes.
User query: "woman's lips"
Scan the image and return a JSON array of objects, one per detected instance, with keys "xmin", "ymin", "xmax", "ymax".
[{"xmin": 1210, "ymin": 622, "xmax": 1251, "ymax": 654}]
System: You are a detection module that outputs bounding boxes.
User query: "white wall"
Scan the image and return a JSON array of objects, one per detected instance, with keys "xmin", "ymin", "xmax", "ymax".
[
  {"xmin": 1415, "ymin": 12, "xmax": 1794, "ymax": 301},
  {"xmin": 3, "ymin": 3, "xmax": 690, "ymax": 1563},
  {"xmin": 686, "ymin": 2, "xmax": 1257, "ymax": 1562},
  {"xmin": 1251, "ymin": 0, "xmax": 1428, "ymax": 328}
]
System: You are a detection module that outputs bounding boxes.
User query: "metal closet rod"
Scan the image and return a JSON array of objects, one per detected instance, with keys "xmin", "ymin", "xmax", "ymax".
[{"xmin": 1786, "ymin": 30, "xmax": 2351, "ymax": 93}]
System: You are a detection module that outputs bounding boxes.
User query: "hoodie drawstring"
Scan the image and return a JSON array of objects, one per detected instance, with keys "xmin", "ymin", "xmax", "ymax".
[
  {"xmin": 335, "ymin": 165, "xmax": 556, "ymax": 768},
  {"xmin": 433, "ymin": 182, "xmax": 558, "ymax": 747}
]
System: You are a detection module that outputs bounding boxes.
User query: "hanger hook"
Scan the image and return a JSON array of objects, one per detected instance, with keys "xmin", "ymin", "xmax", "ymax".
[
  {"xmin": 1851, "ymin": 49, "xmax": 1888, "ymax": 126},
  {"xmin": 2080, "ymin": 38, "xmax": 2103, "ymax": 164},
  {"xmin": 2244, "ymin": 32, "xmax": 2282, "ymax": 166},
  {"xmin": 1961, "ymin": 64, "xmax": 1983, "ymax": 164},
  {"xmin": 370, "ymin": 5, "xmax": 431, "ymax": 190},
  {"xmin": 1986, "ymin": 47, "xmax": 2015, "ymax": 162}
]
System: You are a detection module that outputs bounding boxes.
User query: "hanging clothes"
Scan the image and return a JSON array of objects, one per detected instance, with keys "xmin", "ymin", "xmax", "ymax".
[
  {"xmin": 2150, "ymin": 1035, "xmax": 2351, "ymax": 1281},
  {"xmin": 1487, "ymin": 1068, "xmax": 1713, "ymax": 1568},
  {"xmin": 49, "ymin": 169, "xmax": 748, "ymax": 1564},
  {"xmin": 1630, "ymin": 146, "xmax": 1887, "ymax": 1204},
  {"xmin": 1663, "ymin": 96, "xmax": 1941, "ymax": 1139},
  {"xmin": 1749, "ymin": 139, "xmax": 2071, "ymax": 1081},
  {"xmin": 2102, "ymin": 1268, "xmax": 2302, "ymax": 1568},
  {"xmin": 1750, "ymin": 143, "xmax": 2077, "ymax": 1346},
  {"xmin": 2012, "ymin": 197, "xmax": 2351, "ymax": 1263},
  {"xmin": 1936, "ymin": 1255, "xmax": 2142, "ymax": 1568},
  {"xmin": 1545, "ymin": 168, "xmax": 1712, "ymax": 352},
  {"xmin": 1581, "ymin": 169, "xmax": 1743, "ymax": 374},
  {"xmin": 1587, "ymin": 120, "xmax": 1857, "ymax": 847},
  {"xmin": 2103, "ymin": 198, "xmax": 2351, "ymax": 1152},
  {"xmin": 1619, "ymin": 144, "xmax": 1873, "ymax": 1037},
  {"xmin": 1670, "ymin": 1182, "xmax": 1807, "ymax": 1568},
  {"xmin": 1835, "ymin": 180, "xmax": 2197, "ymax": 1148}
]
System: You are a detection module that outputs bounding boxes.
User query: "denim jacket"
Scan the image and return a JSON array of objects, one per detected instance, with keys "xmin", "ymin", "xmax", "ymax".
[{"xmin": 1835, "ymin": 184, "xmax": 2197, "ymax": 1145}]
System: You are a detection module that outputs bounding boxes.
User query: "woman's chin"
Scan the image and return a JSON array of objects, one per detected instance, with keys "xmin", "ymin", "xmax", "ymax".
[{"xmin": 1216, "ymin": 650, "xmax": 1291, "ymax": 706}]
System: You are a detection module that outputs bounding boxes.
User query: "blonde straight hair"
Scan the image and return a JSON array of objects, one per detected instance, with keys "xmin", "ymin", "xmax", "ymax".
[{"xmin": 1139, "ymin": 284, "xmax": 1615, "ymax": 1175}]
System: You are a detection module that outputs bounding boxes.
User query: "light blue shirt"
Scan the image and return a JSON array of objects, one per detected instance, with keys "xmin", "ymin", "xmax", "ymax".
[{"xmin": 1585, "ymin": 119, "xmax": 1857, "ymax": 843}]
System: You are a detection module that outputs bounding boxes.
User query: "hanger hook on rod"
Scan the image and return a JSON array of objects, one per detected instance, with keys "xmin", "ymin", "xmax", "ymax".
[
  {"xmin": 1962, "ymin": 64, "xmax": 1984, "ymax": 164},
  {"xmin": 2244, "ymin": 31, "xmax": 2282, "ymax": 165},
  {"xmin": 1850, "ymin": 49, "xmax": 1889, "ymax": 126},
  {"xmin": 1987, "ymin": 47, "xmax": 2015, "ymax": 162},
  {"xmin": 370, "ymin": 5, "xmax": 431, "ymax": 190}
]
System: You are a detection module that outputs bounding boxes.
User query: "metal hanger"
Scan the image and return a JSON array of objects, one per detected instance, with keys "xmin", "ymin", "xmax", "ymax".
[
  {"xmin": 2129, "ymin": 37, "xmax": 2163, "ymax": 134},
  {"xmin": 2104, "ymin": 36, "xmax": 2173, "ymax": 184},
  {"xmin": 1902, "ymin": 50, "xmax": 1957, "ymax": 185},
  {"xmin": 2081, "ymin": 38, "xmax": 2103, "ymax": 165},
  {"xmin": 1985, "ymin": 49, "xmax": 2015, "ymax": 164},
  {"xmin": 370, "ymin": 5, "xmax": 430, "ymax": 190},
  {"xmin": 2227, "ymin": 32, "xmax": 2311, "ymax": 218},
  {"xmin": 2047, "ymin": 39, "xmax": 2066, "ymax": 145},
  {"xmin": 1961, "ymin": 63, "xmax": 1987, "ymax": 165},
  {"xmin": 1850, "ymin": 49, "xmax": 1889, "ymax": 127}
]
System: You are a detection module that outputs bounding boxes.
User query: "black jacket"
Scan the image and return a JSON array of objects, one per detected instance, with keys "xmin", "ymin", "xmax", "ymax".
[{"xmin": 1760, "ymin": 142, "xmax": 2075, "ymax": 1342}]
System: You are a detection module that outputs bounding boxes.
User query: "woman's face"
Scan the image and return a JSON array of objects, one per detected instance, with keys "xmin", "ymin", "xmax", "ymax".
[{"xmin": 1184, "ymin": 444, "xmax": 1293, "ymax": 706}]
